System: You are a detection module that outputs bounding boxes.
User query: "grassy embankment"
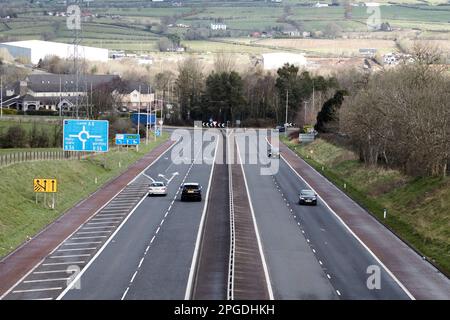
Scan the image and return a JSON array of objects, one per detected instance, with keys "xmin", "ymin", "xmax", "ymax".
[
  {"xmin": 0, "ymin": 132, "xmax": 169, "ymax": 258},
  {"xmin": 282, "ymin": 136, "xmax": 450, "ymax": 276}
]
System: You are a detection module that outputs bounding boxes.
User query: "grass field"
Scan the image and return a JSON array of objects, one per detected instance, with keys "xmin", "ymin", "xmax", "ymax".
[
  {"xmin": 282, "ymin": 136, "xmax": 450, "ymax": 276},
  {"xmin": 0, "ymin": 133, "xmax": 168, "ymax": 258},
  {"xmin": 1, "ymin": 3, "xmax": 449, "ymax": 55}
]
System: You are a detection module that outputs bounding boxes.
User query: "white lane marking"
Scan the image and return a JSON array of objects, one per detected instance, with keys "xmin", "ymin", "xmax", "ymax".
[
  {"xmin": 57, "ymin": 193, "xmax": 149, "ymax": 300},
  {"xmin": 319, "ymin": 260, "xmax": 323, "ymax": 265},
  {"xmin": 279, "ymin": 152, "xmax": 416, "ymax": 300},
  {"xmin": 63, "ymin": 242, "xmax": 101, "ymax": 246},
  {"xmin": 50, "ymin": 254, "xmax": 90, "ymax": 259},
  {"xmin": 142, "ymin": 173, "xmax": 155, "ymax": 182},
  {"xmin": 312, "ymin": 249, "xmax": 316, "ymax": 253},
  {"xmin": 87, "ymin": 221, "xmax": 119, "ymax": 225},
  {"xmin": 336, "ymin": 290, "xmax": 341, "ymax": 296},
  {"xmin": 155, "ymin": 227, "xmax": 160, "ymax": 234},
  {"xmin": 121, "ymin": 287, "xmax": 130, "ymax": 300},
  {"xmin": 235, "ymin": 136, "xmax": 275, "ymax": 300},
  {"xmin": 57, "ymin": 248, "xmax": 96, "ymax": 252},
  {"xmin": 33, "ymin": 270, "xmax": 67, "ymax": 275},
  {"xmin": 130, "ymin": 271, "xmax": 138, "ymax": 283},
  {"xmin": 12, "ymin": 287, "xmax": 62, "ymax": 294},
  {"xmin": 184, "ymin": 133, "xmax": 220, "ymax": 300},
  {"xmin": 138, "ymin": 258, "xmax": 145, "ymax": 268},
  {"xmin": 24, "ymin": 278, "xmax": 70, "ymax": 284},
  {"xmin": 327, "ymin": 274, "xmax": 331, "ymax": 279},
  {"xmin": 82, "ymin": 226, "xmax": 115, "ymax": 230},
  {"xmin": 32, "ymin": 298, "xmax": 53, "ymax": 300},
  {"xmin": 150, "ymin": 236, "xmax": 155, "ymax": 244},
  {"xmin": 70, "ymin": 236, "xmax": 108, "ymax": 240},
  {"xmin": 42, "ymin": 261, "xmax": 84, "ymax": 266}
]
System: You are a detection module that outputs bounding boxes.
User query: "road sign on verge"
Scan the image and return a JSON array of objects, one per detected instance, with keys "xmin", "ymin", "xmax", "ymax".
[
  {"xmin": 63, "ymin": 119, "xmax": 109, "ymax": 152},
  {"xmin": 34, "ymin": 178, "xmax": 57, "ymax": 193},
  {"xmin": 115, "ymin": 134, "xmax": 140, "ymax": 146},
  {"xmin": 155, "ymin": 129, "xmax": 161, "ymax": 137}
]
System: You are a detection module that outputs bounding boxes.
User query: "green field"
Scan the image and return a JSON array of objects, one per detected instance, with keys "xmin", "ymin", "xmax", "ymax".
[
  {"xmin": 1, "ymin": 2, "xmax": 449, "ymax": 54},
  {"xmin": 282, "ymin": 136, "xmax": 450, "ymax": 276},
  {"xmin": 0, "ymin": 133, "xmax": 168, "ymax": 258}
]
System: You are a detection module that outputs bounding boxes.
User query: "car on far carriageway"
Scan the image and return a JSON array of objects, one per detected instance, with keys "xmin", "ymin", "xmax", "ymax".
[
  {"xmin": 299, "ymin": 189, "xmax": 317, "ymax": 206},
  {"xmin": 180, "ymin": 182, "xmax": 202, "ymax": 201},
  {"xmin": 268, "ymin": 147, "xmax": 280, "ymax": 158},
  {"xmin": 148, "ymin": 181, "xmax": 168, "ymax": 196}
]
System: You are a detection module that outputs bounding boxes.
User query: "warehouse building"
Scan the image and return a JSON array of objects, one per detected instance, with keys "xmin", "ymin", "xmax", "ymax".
[
  {"xmin": 262, "ymin": 52, "xmax": 307, "ymax": 70},
  {"xmin": 0, "ymin": 40, "xmax": 109, "ymax": 64}
]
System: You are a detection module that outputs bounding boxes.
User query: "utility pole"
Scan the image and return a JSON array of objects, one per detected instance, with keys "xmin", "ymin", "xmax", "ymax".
[
  {"xmin": 304, "ymin": 101, "xmax": 308, "ymax": 126},
  {"xmin": 146, "ymin": 85, "xmax": 150, "ymax": 145},
  {"xmin": 137, "ymin": 85, "xmax": 141, "ymax": 152},
  {"xmin": 285, "ymin": 89, "xmax": 289, "ymax": 136}
]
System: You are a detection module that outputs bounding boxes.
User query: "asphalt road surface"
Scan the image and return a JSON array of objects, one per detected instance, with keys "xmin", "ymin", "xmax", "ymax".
[
  {"xmin": 235, "ymin": 130, "xmax": 410, "ymax": 300},
  {"xmin": 63, "ymin": 130, "xmax": 219, "ymax": 299}
]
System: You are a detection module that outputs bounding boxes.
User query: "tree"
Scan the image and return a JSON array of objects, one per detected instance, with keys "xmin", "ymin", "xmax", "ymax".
[
  {"xmin": 315, "ymin": 90, "xmax": 346, "ymax": 133},
  {"xmin": 202, "ymin": 71, "xmax": 246, "ymax": 124},
  {"xmin": 213, "ymin": 51, "xmax": 236, "ymax": 74},
  {"xmin": 175, "ymin": 57, "xmax": 204, "ymax": 121}
]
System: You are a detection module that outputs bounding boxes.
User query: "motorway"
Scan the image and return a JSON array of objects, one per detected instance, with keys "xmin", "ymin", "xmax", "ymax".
[
  {"xmin": 235, "ymin": 130, "xmax": 409, "ymax": 299},
  {"xmin": 1, "ymin": 128, "xmax": 450, "ymax": 300}
]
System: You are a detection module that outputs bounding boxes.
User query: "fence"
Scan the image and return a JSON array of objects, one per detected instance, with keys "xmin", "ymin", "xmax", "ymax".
[{"xmin": 0, "ymin": 150, "xmax": 92, "ymax": 168}]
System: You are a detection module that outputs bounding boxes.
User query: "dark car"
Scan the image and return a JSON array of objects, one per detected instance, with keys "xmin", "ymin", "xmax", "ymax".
[
  {"xmin": 299, "ymin": 189, "xmax": 317, "ymax": 205},
  {"xmin": 180, "ymin": 183, "xmax": 202, "ymax": 201},
  {"xmin": 275, "ymin": 125, "xmax": 286, "ymax": 132}
]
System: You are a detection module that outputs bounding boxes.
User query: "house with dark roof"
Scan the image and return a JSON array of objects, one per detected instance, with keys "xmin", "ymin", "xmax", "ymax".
[{"xmin": 1, "ymin": 74, "xmax": 154, "ymax": 112}]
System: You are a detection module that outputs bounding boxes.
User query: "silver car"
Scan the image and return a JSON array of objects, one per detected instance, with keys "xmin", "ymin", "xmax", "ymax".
[
  {"xmin": 268, "ymin": 147, "xmax": 280, "ymax": 158},
  {"xmin": 148, "ymin": 181, "xmax": 168, "ymax": 196}
]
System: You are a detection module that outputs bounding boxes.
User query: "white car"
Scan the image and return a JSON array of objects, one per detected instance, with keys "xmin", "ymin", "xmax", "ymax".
[
  {"xmin": 268, "ymin": 147, "xmax": 280, "ymax": 158},
  {"xmin": 148, "ymin": 181, "xmax": 168, "ymax": 196}
]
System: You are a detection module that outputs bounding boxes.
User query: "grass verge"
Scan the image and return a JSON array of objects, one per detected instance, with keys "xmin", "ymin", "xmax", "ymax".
[
  {"xmin": 0, "ymin": 133, "xmax": 169, "ymax": 258},
  {"xmin": 281, "ymin": 136, "xmax": 450, "ymax": 276}
]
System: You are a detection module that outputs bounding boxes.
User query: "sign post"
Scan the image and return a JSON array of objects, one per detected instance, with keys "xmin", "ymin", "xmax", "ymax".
[
  {"xmin": 34, "ymin": 178, "xmax": 58, "ymax": 209},
  {"xmin": 115, "ymin": 134, "xmax": 140, "ymax": 147}
]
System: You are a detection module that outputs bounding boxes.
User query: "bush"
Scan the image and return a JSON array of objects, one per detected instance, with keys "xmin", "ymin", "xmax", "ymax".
[{"xmin": 1, "ymin": 125, "xmax": 28, "ymax": 148}]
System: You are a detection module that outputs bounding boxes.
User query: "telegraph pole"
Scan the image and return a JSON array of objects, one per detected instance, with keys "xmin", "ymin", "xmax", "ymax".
[
  {"xmin": 137, "ymin": 85, "xmax": 141, "ymax": 152},
  {"xmin": 285, "ymin": 89, "xmax": 289, "ymax": 136},
  {"xmin": 146, "ymin": 85, "xmax": 150, "ymax": 145}
]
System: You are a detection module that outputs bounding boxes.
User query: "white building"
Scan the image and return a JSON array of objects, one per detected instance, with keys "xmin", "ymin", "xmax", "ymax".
[
  {"xmin": 211, "ymin": 23, "xmax": 227, "ymax": 31},
  {"xmin": 0, "ymin": 40, "xmax": 109, "ymax": 65},
  {"xmin": 314, "ymin": 2, "xmax": 329, "ymax": 7},
  {"xmin": 262, "ymin": 52, "xmax": 307, "ymax": 70}
]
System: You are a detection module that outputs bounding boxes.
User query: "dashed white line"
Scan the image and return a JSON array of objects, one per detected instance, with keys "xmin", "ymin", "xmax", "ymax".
[
  {"xmin": 121, "ymin": 287, "xmax": 130, "ymax": 300},
  {"xmin": 336, "ymin": 290, "xmax": 341, "ymax": 296},
  {"xmin": 130, "ymin": 271, "xmax": 138, "ymax": 283}
]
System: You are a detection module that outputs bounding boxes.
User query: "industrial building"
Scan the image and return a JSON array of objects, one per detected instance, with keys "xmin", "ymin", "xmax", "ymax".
[
  {"xmin": 0, "ymin": 40, "xmax": 109, "ymax": 64},
  {"xmin": 262, "ymin": 52, "xmax": 307, "ymax": 70}
]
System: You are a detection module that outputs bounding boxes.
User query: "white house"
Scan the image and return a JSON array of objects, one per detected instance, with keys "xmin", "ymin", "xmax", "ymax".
[
  {"xmin": 211, "ymin": 23, "xmax": 227, "ymax": 31},
  {"xmin": 314, "ymin": 2, "xmax": 329, "ymax": 7}
]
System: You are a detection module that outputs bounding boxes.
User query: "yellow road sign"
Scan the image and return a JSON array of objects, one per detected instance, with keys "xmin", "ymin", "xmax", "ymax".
[{"xmin": 33, "ymin": 179, "xmax": 58, "ymax": 193}]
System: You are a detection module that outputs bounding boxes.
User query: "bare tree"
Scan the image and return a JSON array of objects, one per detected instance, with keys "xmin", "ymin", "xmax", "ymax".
[{"xmin": 213, "ymin": 51, "xmax": 237, "ymax": 74}]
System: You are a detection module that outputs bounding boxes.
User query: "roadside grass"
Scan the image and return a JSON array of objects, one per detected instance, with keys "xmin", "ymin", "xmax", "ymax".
[
  {"xmin": 281, "ymin": 136, "xmax": 450, "ymax": 276},
  {"xmin": 0, "ymin": 133, "xmax": 169, "ymax": 259}
]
